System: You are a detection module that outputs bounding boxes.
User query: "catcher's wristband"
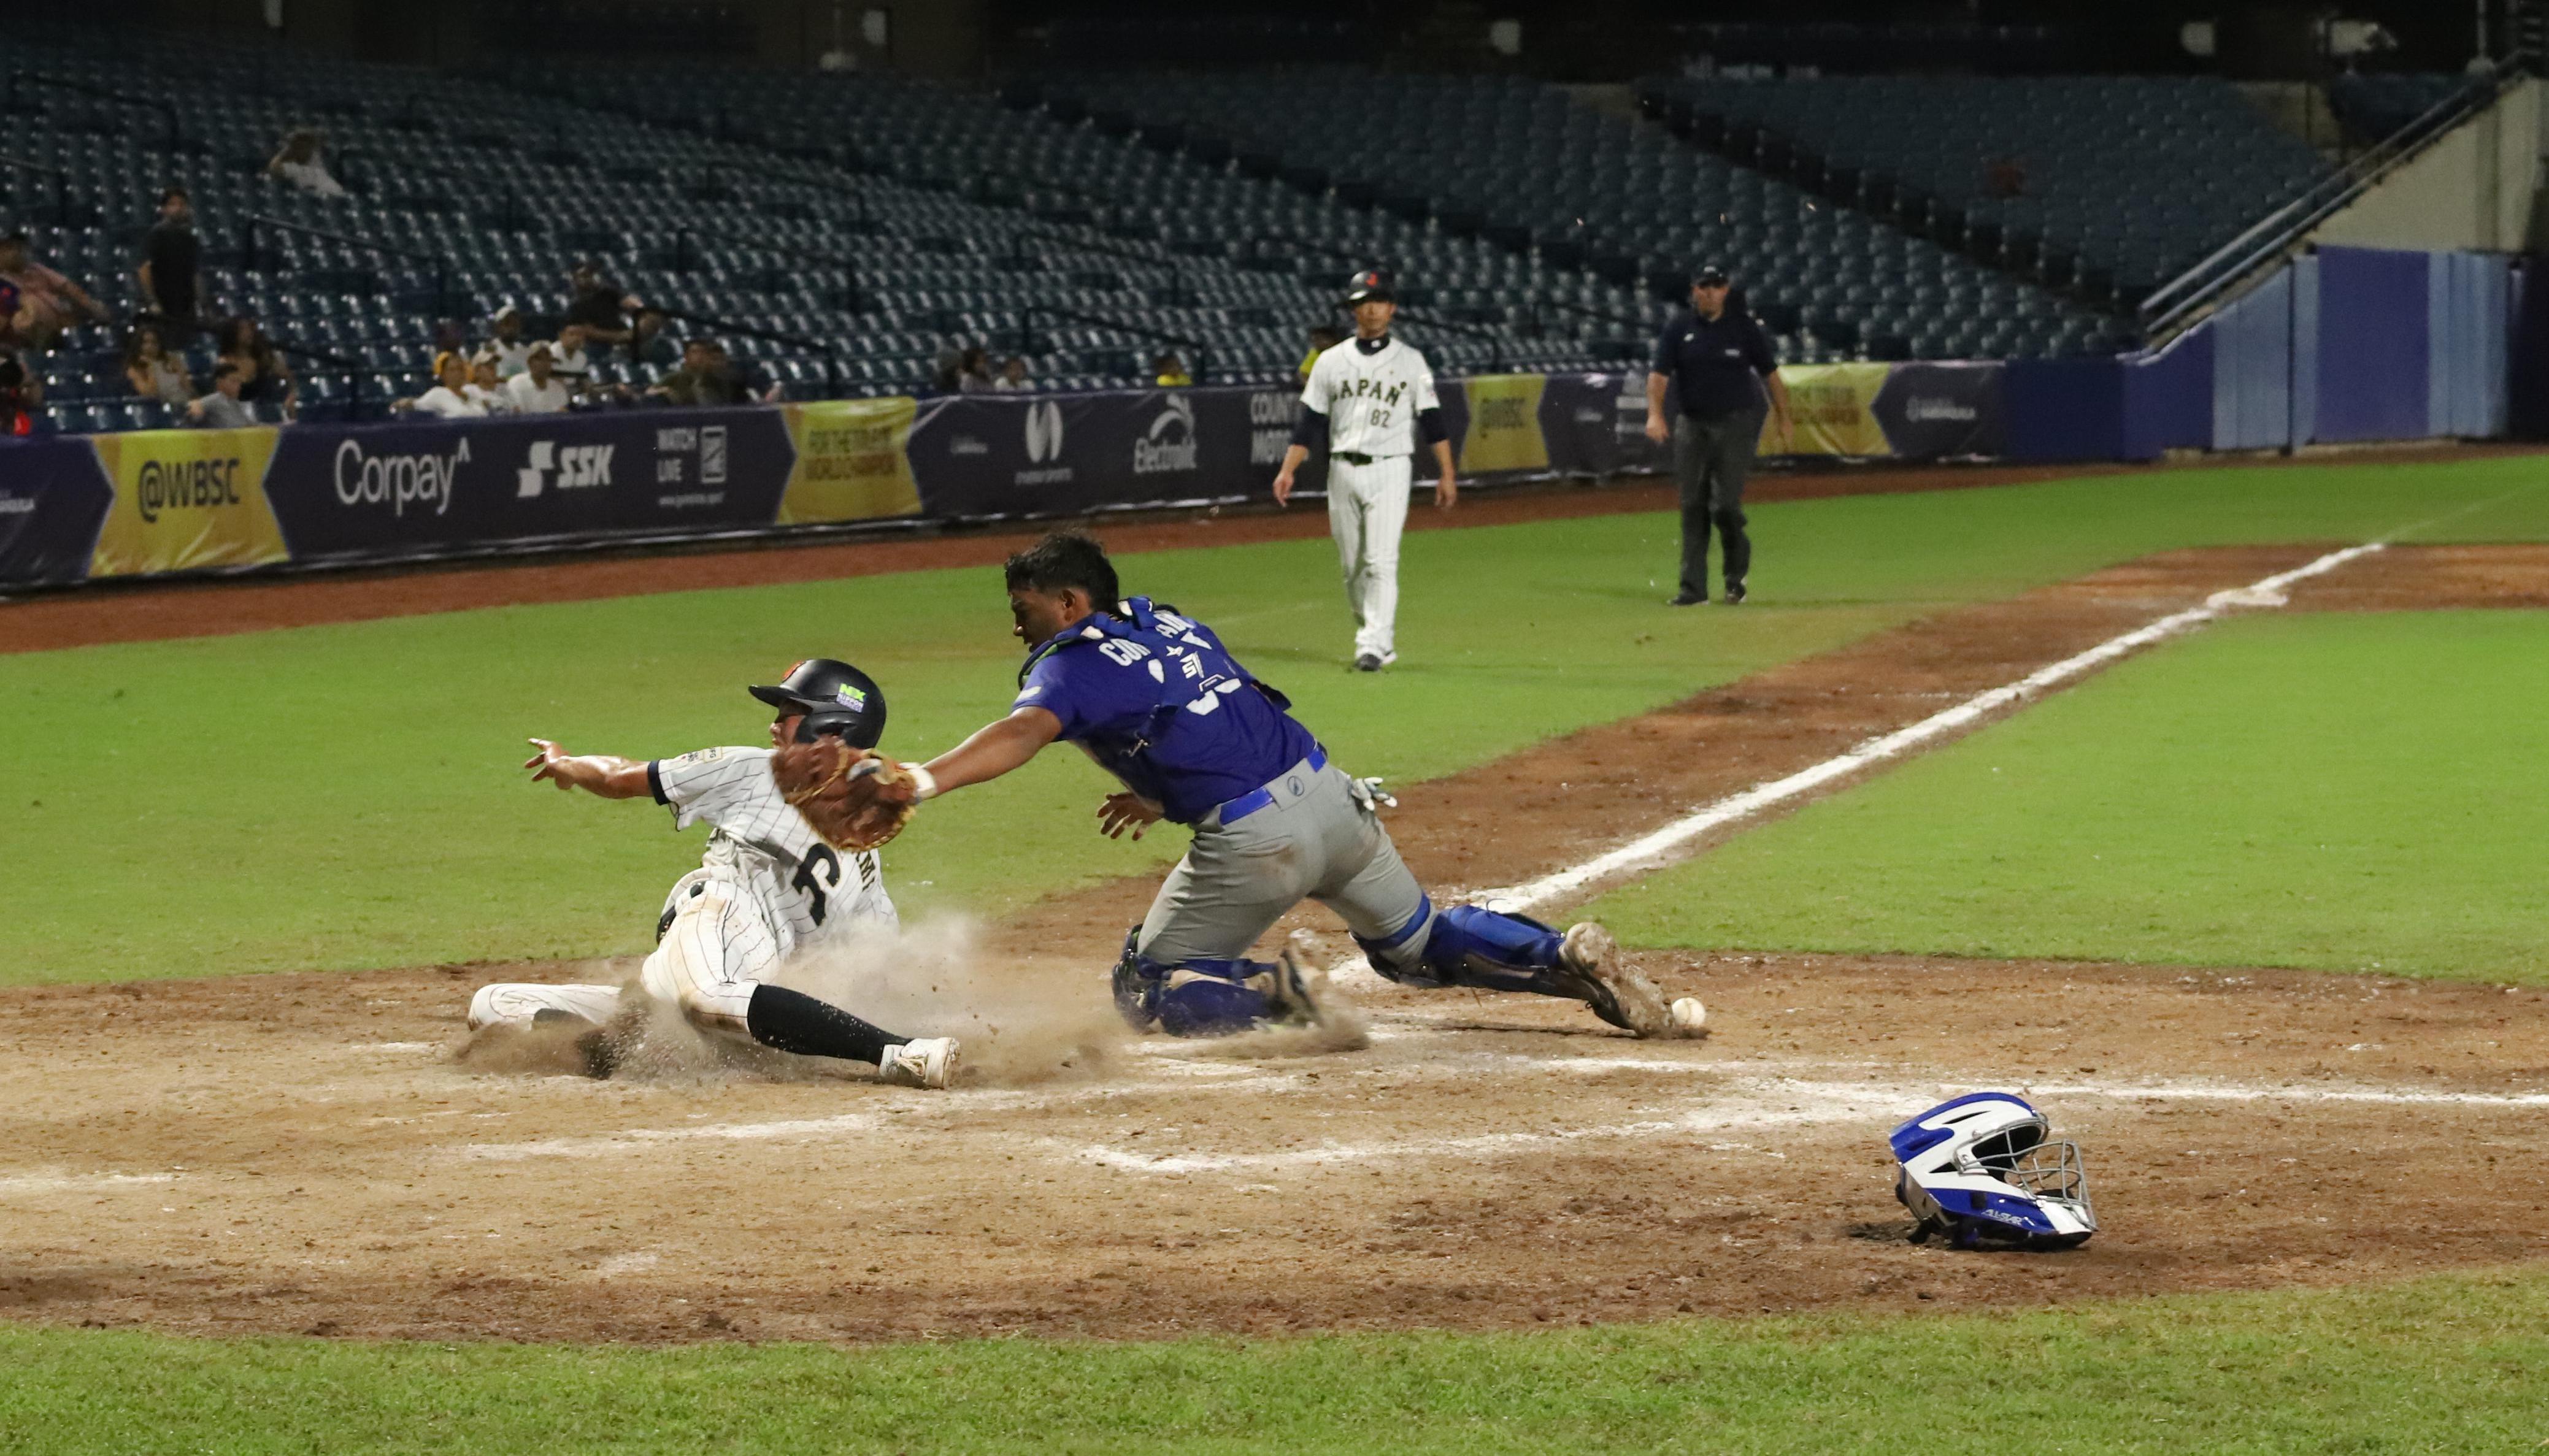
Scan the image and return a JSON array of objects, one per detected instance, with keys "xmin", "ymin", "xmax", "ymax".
[{"xmin": 908, "ymin": 765, "xmax": 939, "ymax": 801}]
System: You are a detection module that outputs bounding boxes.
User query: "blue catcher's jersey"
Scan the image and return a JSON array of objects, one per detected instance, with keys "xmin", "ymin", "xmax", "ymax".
[{"xmin": 1012, "ymin": 597, "xmax": 1321, "ymax": 824}]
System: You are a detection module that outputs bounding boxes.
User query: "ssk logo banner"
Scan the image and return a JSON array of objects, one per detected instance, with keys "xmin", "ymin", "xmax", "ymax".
[
  {"xmin": 87, "ymin": 424, "xmax": 286, "ymax": 577},
  {"xmin": 516, "ymin": 440, "xmax": 615, "ymax": 497}
]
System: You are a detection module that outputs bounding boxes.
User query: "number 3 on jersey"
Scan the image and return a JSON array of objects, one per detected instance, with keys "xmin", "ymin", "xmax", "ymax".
[{"xmin": 791, "ymin": 844, "xmax": 843, "ymax": 924}]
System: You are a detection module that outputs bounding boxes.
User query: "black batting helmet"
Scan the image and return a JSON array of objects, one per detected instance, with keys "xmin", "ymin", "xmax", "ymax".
[
  {"xmin": 748, "ymin": 659, "xmax": 887, "ymax": 746},
  {"xmin": 1342, "ymin": 268, "xmax": 1393, "ymax": 307}
]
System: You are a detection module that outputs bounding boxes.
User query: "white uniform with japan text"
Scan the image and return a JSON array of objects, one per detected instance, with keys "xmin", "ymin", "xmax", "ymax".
[
  {"xmin": 467, "ymin": 746, "xmax": 895, "ymax": 1036},
  {"xmin": 1303, "ymin": 335, "xmax": 1439, "ymax": 663}
]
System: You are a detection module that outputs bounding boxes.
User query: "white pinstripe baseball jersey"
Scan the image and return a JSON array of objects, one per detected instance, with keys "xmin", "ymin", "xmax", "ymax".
[
  {"xmin": 651, "ymin": 746, "xmax": 894, "ymax": 955},
  {"xmin": 1302, "ymin": 335, "xmax": 1439, "ymax": 458}
]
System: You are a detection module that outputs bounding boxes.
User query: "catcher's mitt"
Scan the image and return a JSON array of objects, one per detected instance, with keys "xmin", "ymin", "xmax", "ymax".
[{"xmin": 770, "ymin": 738, "xmax": 917, "ymax": 851}]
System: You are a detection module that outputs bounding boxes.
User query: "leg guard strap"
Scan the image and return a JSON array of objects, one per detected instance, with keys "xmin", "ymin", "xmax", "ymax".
[
  {"xmin": 1360, "ymin": 905, "xmax": 1575, "ymax": 997},
  {"xmin": 1113, "ymin": 930, "xmax": 1280, "ymax": 1037}
]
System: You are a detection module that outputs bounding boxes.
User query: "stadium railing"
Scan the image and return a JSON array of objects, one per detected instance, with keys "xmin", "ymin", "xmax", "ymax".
[{"xmin": 2139, "ymin": 69, "xmax": 2515, "ymax": 340}]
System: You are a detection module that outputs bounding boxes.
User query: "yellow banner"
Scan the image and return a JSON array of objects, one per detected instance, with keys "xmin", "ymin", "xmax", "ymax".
[
  {"xmin": 1766, "ymin": 363, "xmax": 1892, "ymax": 457},
  {"xmin": 779, "ymin": 398, "xmax": 923, "ymax": 525},
  {"xmin": 1458, "ymin": 374, "xmax": 1549, "ymax": 475},
  {"xmin": 87, "ymin": 426, "xmax": 285, "ymax": 577}
]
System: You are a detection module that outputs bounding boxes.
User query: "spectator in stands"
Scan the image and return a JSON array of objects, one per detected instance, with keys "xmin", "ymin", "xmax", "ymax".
[
  {"xmin": 715, "ymin": 341, "xmax": 783, "ymax": 404},
  {"xmin": 0, "ymin": 358, "xmax": 40, "ymax": 437},
  {"xmin": 991, "ymin": 355, "xmax": 1031, "ymax": 391},
  {"xmin": 394, "ymin": 351, "xmax": 486, "ymax": 419},
  {"xmin": 931, "ymin": 340, "xmax": 966, "ymax": 392},
  {"xmin": 486, "ymin": 305, "xmax": 533, "ymax": 378},
  {"xmin": 466, "ymin": 352, "xmax": 515, "ymax": 414},
  {"xmin": 506, "ymin": 342, "xmax": 573, "ymax": 415},
  {"xmin": 215, "ymin": 316, "xmax": 298, "ymax": 422},
  {"xmin": 1153, "ymin": 351, "xmax": 1193, "ymax": 387},
  {"xmin": 137, "ymin": 186, "xmax": 202, "ymax": 337},
  {"xmin": 626, "ymin": 307, "xmax": 680, "ymax": 367},
  {"xmin": 185, "ymin": 360, "xmax": 257, "ymax": 428},
  {"xmin": 1299, "ymin": 324, "xmax": 1344, "ymax": 380},
  {"xmin": 0, "ymin": 232, "xmax": 110, "ymax": 352},
  {"xmin": 121, "ymin": 324, "xmax": 193, "ymax": 406},
  {"xmin": 648, "ymin": 338, "xmax": 741, "ymax": 407},
  {"xmin": 549, "ymin": 321, "xmax": 598, "ymax": 393},
  {"xmin": 954, "ymin": 345, "xmax": 995, "ymax": 393},
  {"xmin": 566, "ymin": 261, "xmax": 640, "ymax": 348},
  {"xmin": 266, "ymin": 129, "xmax": 348, "ymax": 199}
]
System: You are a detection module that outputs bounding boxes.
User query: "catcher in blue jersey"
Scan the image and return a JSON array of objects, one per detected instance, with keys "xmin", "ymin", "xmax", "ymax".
[{"xmin": 858, "ymin": 531, "xmax": 1686, "ymax": 1038}]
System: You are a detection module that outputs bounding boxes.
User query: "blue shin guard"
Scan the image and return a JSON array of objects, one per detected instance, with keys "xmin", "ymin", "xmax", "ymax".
[
  {"xmin": 1112, "ymin": 930, "xmax": 1280, "ymax": 1037},
  {"xmin": 1355, "ymin": 900, "xmax": 1574, "ymax": 997}
]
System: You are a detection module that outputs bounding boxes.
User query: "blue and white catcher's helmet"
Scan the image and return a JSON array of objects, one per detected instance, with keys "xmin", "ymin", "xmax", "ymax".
[{"xmin": 1891, "ymin": 1092, "xmax": 2096, "ymax": 1250}]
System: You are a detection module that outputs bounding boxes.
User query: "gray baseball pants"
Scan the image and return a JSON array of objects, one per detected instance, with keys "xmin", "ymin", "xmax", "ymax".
[
  {"xmin": 1672, "ymin": 410, "xmax": 1759, "ymax": 597},
  {"xmin": 1137, "ymin": 758, "xmax": 1429, "ymax": 964}
]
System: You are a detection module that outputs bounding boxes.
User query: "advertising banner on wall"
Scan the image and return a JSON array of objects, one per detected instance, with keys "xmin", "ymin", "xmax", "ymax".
[
  {"xmin": 261, "ymin": 409, "xmax": 794, "ymax": 565},
  {"xmin": 1768, "ymin": 363, "xmax": 1893, "ymax": 456},
  {"xmin": 1457, "ymin": 374, "xmax": 1551, "ymax": 475},
  {"xmin": 778, "ymin": 397, "xmax": 923, "ymax": 525},
  {"xmin": 1536, "ymin": 371, "xmax": 1666, "ymax": 478},
  {"xmin": 86, "ymin": 426, "xmax": 287, "ymax": 578},
  {"xmin": 0, "ymin": 437, "xmax": 114, "ymax": 588},
  {"xmin": 1872, "ymin": 362, "xmax": 2005, "ymax": 459}
]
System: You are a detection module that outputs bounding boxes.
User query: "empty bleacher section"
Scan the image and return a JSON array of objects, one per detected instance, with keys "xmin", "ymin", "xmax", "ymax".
[
  {"xmin": 2, "ymin": 26, "xmax": 1657, "ymax": 435},
  {"xmin": 496, "ymin": 59, "xmax": 1650, "ymax": 380},
  {"xmin": 1642, "ymin": 75, "xmax": 2331, "ymax": 308},
  {"xmin": 1023, "ymin": 67, "xmax": 2123, "ymax": 366}
]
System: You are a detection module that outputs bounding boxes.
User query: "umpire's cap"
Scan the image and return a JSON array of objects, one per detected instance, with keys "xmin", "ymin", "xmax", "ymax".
[
  {"xmin": 1342, "ymin": 268, "xmax": 1394, "ymax": 307},
  {"xmin": 750, "ymin": 659, "xmax": 888, "ymax": 746}
]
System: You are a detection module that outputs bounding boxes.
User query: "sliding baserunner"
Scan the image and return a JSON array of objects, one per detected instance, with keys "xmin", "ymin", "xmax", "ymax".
[
  {"xmin": 467, "ymin": 658, "xmax": 958, "ymax": 1087},
  {"xmin": 863, "ymin": 532, "xmax": 1689, "ymax": 1038}
]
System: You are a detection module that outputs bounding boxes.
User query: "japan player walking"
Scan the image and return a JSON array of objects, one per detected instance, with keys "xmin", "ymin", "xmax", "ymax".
[
  {"xmin": 1271, "ymin": 269, "xmax": 1456, "ymax": 672},
  {"xmin": 466, "ymin": 659, "xmax": 958, "ymax": 1088}
]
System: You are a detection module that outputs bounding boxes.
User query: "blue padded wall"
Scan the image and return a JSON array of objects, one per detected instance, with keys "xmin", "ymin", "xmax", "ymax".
[{"xmin": 2313, "ymin": 245, "xmax": 2432, "ymax": 443}]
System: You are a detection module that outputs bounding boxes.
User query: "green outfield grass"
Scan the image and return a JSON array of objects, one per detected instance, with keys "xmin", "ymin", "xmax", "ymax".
[
  {"xmin": 3, "ymin": 456, "xmax": 2546, "ymax": 985},
  {"xmin": 1591, "ymin": 610, "xmax": 2549, "ymax": 980},
  {"xmin": 0, "ymin": 1270, "xmax": 2541, "ymax": 1454}
]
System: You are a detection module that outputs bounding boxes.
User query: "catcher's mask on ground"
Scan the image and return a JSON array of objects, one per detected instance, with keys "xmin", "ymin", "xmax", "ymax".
[
  {"xmin": 748, "ymin": 659, "xmax": 887, "ymax": 746},
  {"xmin": 1890, "ymin": 1092, "xmax": 2096, "ymax": 1250}
]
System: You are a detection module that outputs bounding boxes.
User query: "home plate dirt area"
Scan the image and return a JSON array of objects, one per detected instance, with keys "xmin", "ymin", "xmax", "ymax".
[{"xmin": 1, "ymin": 544, "xmax": 2544, "ymax": 1345}]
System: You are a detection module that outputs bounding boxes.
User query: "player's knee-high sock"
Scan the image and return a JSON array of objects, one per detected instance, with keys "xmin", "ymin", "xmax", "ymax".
[{"xmin": 744, "ymin": 984, "xmax": 904, "ymax": 1063}]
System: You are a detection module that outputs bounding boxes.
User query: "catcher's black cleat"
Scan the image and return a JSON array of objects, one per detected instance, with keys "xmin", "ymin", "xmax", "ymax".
[
  {"xmin": 1268, "ymin": 946, "xmax": 1337, "ymax": 1028},
  {"xmin": 1667, "ymin": 591, "xmax": 1706, "ymax": 607},
  {"xmin": 1353, "ymin": 653, "xmax": 1384, "ymax": 672}
]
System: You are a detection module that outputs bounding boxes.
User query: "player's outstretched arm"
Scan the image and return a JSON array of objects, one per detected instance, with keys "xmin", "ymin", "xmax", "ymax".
[
  {"xmin": 523, "ymin": 738, "xmax": 653, "ymax": 799},
  {"xmin": 915, "ymin": 707, "xmax": 1064, "ymax": 798}
]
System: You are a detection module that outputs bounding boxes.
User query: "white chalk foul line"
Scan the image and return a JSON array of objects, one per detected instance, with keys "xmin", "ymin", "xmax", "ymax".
[
  {"xmin": 1066, "ymin": 1073, "xmax": 2549, "ymax": 1174},
  {"xmin": 1493, "ymin": 543, "xmax": 2385, "ymax": 913}
]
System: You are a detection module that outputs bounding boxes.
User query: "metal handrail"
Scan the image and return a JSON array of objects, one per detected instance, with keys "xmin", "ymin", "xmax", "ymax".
[
  {"xmin": 653, "ymin": 306, "xmax": 842, "ymax": 397},
  {"xmin": 0, "ymin": 151, "xmax": 70, "ymax": 221},
  {"xmin": 1388, "ymin": 308, "xmax": 1511, "ymax": 372},
  {"xmin": 1016, "ymin": 304, "xmax": 1212, "ymax": 385},
  {"xmin": 239, "ymin": 213, "xmax": 454, "ymax": 313},
  {"xmin": 2139, "ymin": 71, "xmax": 2506, "ymax": 339},
  {"xmin": 5, "ymin": 72, "xmax": 182, "ymax": 150}
]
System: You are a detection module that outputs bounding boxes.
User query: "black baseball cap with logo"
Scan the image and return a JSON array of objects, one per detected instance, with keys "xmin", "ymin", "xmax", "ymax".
[{"xmin": 1691, "ymin": 264, "xmax": 1732, "ymax": 287}]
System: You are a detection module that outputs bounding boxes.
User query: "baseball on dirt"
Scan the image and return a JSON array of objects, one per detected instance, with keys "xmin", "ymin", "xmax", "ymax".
[{"xmin": 1669, "ymin": 997, "xmax": 1707, "ymax": 1032}]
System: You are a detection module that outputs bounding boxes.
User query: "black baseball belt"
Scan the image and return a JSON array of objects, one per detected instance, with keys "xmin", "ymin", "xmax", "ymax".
[{"xmin": 1331, "ymin": 451, "xmax": 1407, "ymax": 466}]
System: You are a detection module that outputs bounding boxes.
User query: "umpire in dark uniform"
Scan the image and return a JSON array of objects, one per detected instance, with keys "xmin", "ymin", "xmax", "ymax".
[{"xmin": 1644, "ymin": 265, "xmax": 1791, "ymax": 605}]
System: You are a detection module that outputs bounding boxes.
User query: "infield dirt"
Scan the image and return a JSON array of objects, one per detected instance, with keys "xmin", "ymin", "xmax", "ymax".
[{"xmin": 1, "ymin": 543, "xmax": 2543, "ymax": 1344}]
